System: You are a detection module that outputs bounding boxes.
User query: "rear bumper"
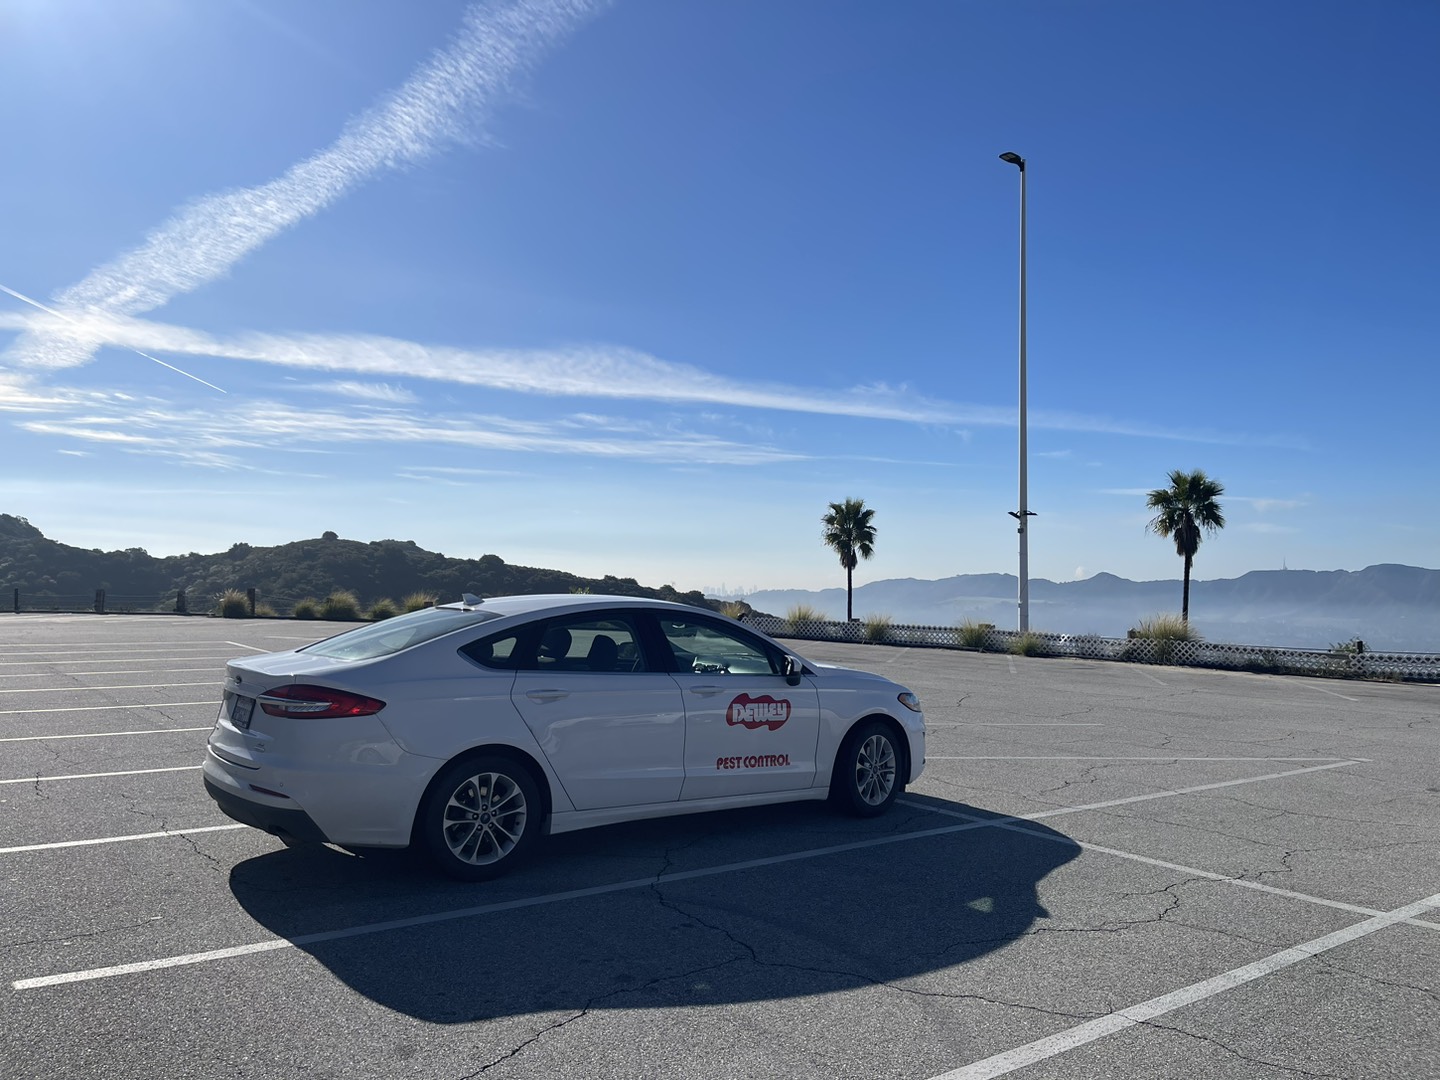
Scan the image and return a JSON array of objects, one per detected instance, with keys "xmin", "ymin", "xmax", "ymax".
[{"xmin": 204, "ymin": 775, "xmax": 328, "ymax": 844}]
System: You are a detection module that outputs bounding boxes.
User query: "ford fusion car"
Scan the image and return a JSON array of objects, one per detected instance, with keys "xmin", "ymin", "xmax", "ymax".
[{"xmin": 203, "ymin": 594, "xmax": 925, "ymax": 880}]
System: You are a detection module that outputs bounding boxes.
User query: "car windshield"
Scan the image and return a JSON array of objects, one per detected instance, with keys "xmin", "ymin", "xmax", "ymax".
[{"xmin": 300, "ymin": 606, "xmax": 500, "ymax": 661}]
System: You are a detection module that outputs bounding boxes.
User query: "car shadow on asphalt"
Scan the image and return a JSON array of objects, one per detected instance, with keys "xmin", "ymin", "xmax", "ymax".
[{"xmin": 228, "ymin": 797, "xmax": 1078, "ymax": 1022}]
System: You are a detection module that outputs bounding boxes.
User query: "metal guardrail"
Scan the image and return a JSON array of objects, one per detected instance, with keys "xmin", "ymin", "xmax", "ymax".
[
  {"xmin": 6, "ymin": 589, "xmax": 185, "ymax": 615},
  {"xmin": 746, "ymin": 615, "xmax": 1440, "ymax": 683}
]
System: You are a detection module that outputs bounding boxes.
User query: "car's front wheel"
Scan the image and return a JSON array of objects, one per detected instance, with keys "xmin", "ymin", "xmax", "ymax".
[
  {"xmin": 419, "ymin": 755, "xmax": 542, "ymax": 880},
  {"xmin": 830, "ymin": 719, "xmax": 903, "ymax": 817}
]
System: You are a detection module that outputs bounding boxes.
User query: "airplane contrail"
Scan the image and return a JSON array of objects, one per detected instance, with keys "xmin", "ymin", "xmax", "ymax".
[{"xmin": 0, "ymin": 283, "xmax": 227, "ymax": 394}]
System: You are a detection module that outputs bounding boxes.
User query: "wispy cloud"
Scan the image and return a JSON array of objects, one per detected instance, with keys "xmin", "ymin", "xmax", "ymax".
[
  {"xmin": 0, "ymin": 308, "xmax": 1307, "ymax": 447},
  {"xmin": 1232, "ymin": 496, "xmax": 1306, "ymax": 513},
  {"xmin": 1239, "ymin": 522, "xmax": 1298, "ymax": 535},
  {"xmin": 18, "ymin": 400, "xmax": 806, "ymax": 468},
  {"xmin": 311, "ymin": 381, "xmax": 418, "ymax": 403},
  {"xmin": 4, "ymin": 0, "xmax": 601, "ymax": 372}
]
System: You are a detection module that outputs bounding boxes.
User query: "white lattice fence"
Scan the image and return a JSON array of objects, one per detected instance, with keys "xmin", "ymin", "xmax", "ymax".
[{"xmin": 744, "ymin": 615, "xmax": 1440, "ymax": 682}]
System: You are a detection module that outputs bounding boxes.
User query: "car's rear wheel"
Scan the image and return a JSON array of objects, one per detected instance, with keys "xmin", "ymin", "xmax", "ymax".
[
  {"xmin": 830, "ymin": 719, "xmax": 902, "ymax": 817},
  {"xmin": 419, "ymin": 755, "xmax": 542, "ymax": 881}
]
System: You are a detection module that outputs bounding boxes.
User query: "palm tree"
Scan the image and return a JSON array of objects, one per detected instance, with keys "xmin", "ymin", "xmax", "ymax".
[
  {"xmin": 821, "ymin": 498, "xmax": 876, "ymax": 622},
  {"xmin": 1146, "ymin": 469, "xmax": 1226, "ymax": 623}
]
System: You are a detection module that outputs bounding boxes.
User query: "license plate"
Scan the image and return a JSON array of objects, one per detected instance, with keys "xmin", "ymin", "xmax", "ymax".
[{"xmin": 230, "ymin": 694, "xmax": 255, "ymax": 730}]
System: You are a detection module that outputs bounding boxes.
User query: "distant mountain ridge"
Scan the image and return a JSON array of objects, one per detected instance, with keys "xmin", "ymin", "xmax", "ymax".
[
  {"xmin": 732, "ymin": 565, "xmax": 1440, "ymax": 651},
  {"xmin": 0, "ymin": 514, "xmax": 716, "ymax": 615},
  {"xmin": 3, "ymin": 513, "xmax": 1434, "ymax": 650}
]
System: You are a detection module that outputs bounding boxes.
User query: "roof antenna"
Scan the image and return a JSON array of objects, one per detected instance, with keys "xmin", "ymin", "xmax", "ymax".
[{"xmin": 461, "ymin": 593, "xmax": 484, "ymax": 609}]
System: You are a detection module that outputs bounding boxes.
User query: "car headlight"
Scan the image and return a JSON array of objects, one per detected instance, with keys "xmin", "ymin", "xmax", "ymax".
[{"xmin": 897, "ymin": 692, "xmax": 922, "ymax": 713}]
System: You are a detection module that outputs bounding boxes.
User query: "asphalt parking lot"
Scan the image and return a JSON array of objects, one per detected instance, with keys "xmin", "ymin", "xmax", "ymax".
[{"xmin": 1, "ymin": 613, "xmax": 1437, "ymax": 1080}]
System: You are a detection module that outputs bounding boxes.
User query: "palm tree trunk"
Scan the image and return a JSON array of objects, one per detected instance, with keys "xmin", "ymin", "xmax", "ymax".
[
  {"xmin": 846, "ymin": 564, "xmax": 853, "ymax": 621},
  {"xmin": 1182, "ymin": 553, "xmax": 1192, "ymax": 623}
]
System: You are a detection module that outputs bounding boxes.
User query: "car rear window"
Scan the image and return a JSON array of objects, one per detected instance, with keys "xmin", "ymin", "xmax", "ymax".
[{"xmin": 301, "ymin": 607, "xmax": 501, "ymax": 661}]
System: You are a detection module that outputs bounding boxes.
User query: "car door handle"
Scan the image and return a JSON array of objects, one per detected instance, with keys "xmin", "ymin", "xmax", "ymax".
[
  {"xmin": 525, "ymin": 689, "xmax": 569, "ymax": 703},
  {"xmin": 688, "ymin": 685, "xmax": 724, "ymax": 697}
]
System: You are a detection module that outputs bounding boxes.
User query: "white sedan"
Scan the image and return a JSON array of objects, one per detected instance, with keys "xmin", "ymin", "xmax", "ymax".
[{"xmin": 203, "ymin": 594, "xmax": 925, "ymax": 880}]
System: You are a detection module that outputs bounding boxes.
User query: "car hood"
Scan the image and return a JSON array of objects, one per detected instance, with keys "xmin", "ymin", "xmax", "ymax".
[{"xmin": 811, "ymin": 662, "xmax": 900, "ymax": 687}]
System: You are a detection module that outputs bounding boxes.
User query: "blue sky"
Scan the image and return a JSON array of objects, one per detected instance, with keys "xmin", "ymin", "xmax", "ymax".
[{"xmin": 2, "ymin": 0, "xmax": 1436, "ymax": 595}]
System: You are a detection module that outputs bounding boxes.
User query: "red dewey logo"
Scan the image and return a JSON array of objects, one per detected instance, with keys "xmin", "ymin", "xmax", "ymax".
[{"xmin": 726, "ymin": 694, "xmax": 790, "ymax": 731}]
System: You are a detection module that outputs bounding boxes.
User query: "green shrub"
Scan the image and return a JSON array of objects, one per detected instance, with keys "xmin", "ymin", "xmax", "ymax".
[
  {"xmin": 217, "ymin": 589, "xmax": 249, "ymax": 618},
  {"xmin": 1010, "ymin": 630, "xmax": 1050, "ymax": 657},
  {"xmin": 292, "ymin": 598, "xmax": 319, "ymax": 619},
  {"xmin": 863, "ymin": 614, "xmax": 893, "ymax": 643},
  {"xmin": 253, "ymin": 602, "xmax": 277, "ymax": 618},
  {"xmin": 719, "ymin": 600, "xmax": 750, "ymax": 620},
  {"xmin": 785, "ymin": 603, "xmax": 825, "ymax": 634},
  {"xmin": 957, "ymin": 619, "xmax": 995, "ymax": 650},
  {"xmin": 1128, "ymin": 614, "xmax": 1199, "ymax": 641},
  {"xmin": 367, "ymin": 598, "xmax": 399, "ymax": 621},
  {"xmin": 402, "ymin": 592, "xmax": 437, "ymax": 613},
  {"xmin": 1126, "ymin": 615, "xmax": 1199, "ymax": 665},
  {"xmin": 320, "ymin": 590, "xmax": 362, "ymax": 621}
]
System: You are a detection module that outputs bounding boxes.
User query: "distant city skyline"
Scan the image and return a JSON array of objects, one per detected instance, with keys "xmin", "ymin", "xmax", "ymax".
[{"xmin": 2, "ymin": 1, "xmax": 1437, "ymax": 593}]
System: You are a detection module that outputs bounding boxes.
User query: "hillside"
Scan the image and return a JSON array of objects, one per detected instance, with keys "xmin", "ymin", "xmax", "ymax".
[{"xmin": 0, "ymin": 514, "xmax": 717, "ymax": 615}]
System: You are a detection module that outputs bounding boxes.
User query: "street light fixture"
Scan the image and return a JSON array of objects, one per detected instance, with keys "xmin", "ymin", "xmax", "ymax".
[{"xmin": 999, "ymin": 151, "xmax": 1033, "ymax": 632}]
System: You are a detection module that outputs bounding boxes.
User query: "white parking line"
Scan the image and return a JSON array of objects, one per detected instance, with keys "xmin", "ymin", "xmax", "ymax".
[
  {"xmin": 225, "ymin": 641, "xmax": 272, "ymax": 652},
  {"xmin": 0, "ymin": 824, "xmax": 245, "ymax": 856},
  {"xmin": 949, "ymin": 723, "xmax": 1105, "ymax": 727},
  {"xmin": 0, "ymin": 701, "xmax": 216, "ymax": 715},
  {"xmin": 9, "ymin": 760, "xmax": 1364, "ymax": 989},
  {"xmin": 926, "ymin": 756, "xmax": 1364, "ymax": 762},
  {"xmin": 1135, "ymin": 670, "xmax": 1167, "ymax": 686},
  {"xmin": 1307, "ymin": 684, "xmax": 1359, "ymax": 702},
  {"xmin": 904, "ymin": 798, "xmax": 1440, "ymax": 928},
  {"xmin": 0, "ymin": 727, "xmax": 211, "ymax": 743},
  {"xmin": 917, "ymin": 804, "xmax": 1440, "ymax": 933},
  {"xmin": 1010, "ymin": 760, "xmax": 1361, "ymax": 818},
  {"xmin": 0, "ymin": 667, "xmax": 223, "ymax": 680},
  {"xmin": 0, "ymin": 765, "xmax": 202, "ymax": 786},
  {"xmin": 0, "ymin": 645, "xmax": 242, "ymax": 654},
  {"xmin": 0, "ymin": 657, "xmax": 236, "ymax": 668},
  {"xmin": 0, "ymin": 682, "xmax": 217, "ymax": 695},
  {"xmin": 930, "ymin": 890, "xmax": 1440, "ymax": 1080}
]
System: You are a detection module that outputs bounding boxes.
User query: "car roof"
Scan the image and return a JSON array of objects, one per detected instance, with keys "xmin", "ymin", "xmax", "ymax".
[{"xmin": 436, "ymin": 593, "xmax": 713, "ymax": 618}]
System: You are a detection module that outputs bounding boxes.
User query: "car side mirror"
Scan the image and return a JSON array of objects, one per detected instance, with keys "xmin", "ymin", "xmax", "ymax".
[{"xmin": 783, "ymin": 655, "xmax": 804, "ymax": 686}]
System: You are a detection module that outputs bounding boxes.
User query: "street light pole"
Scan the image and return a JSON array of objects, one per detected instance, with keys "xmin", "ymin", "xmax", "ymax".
[{"xmin": 999, "ymin": 151, "xmax": 1032, "ymax": 633}]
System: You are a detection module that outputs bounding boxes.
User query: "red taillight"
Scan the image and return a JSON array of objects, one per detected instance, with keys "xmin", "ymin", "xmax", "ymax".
[{"xmin": 257, "ymin": 684, "xmax": 386, "ymax": 719}]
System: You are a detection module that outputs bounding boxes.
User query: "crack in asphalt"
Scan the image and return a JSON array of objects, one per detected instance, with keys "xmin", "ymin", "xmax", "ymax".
[
  {"xmin": 452, "ymin": 953, "xmax": 747, "ymax": 1078},
  {"xmin": 940, "ymin": 876, "xmax": 1218, "ymax": 952},
  {"xmin": 1136, "ymin": 1017, "xmax": 1355, "ymax": 1079},
  {"xmin": 5, "ymin": 915, "xmax": 164, "ymax": 951},
  {"xmin": 641, "ymin": 842, "xmax": 1095, "ymax": 1027},
  {"xmin": 1213, "ymin": 791, "xmax": 1430, "ymax": 830},
  {"xmin": 176, "ymin": 831, "xmax": 227, "ymax": 874},
  {"xmin": 1307, "ymin": 960, "xmax": 1440, "ymax": 1004}
]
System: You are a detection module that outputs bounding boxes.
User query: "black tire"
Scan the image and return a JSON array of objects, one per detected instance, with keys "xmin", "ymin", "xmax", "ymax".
[
  {"xmin": 419, "ymin": 755, "xmax": 543, "ymax": 881},
  {"xmin": 829, "ymin": 719, "xmax": 903, "ymax": 817}
]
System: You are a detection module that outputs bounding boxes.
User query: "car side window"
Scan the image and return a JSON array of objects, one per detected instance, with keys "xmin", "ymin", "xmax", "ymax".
[
  {"xmin": 656, "ymin": 616, "xmax": 779, "ymax": 676},
  {"xmin": 459, "ymin": 632, "xmax": 524, "ymax": 670},
  {"xmin": 520, "ymin": 616, "xmax": 648, "ymax": 673}
]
